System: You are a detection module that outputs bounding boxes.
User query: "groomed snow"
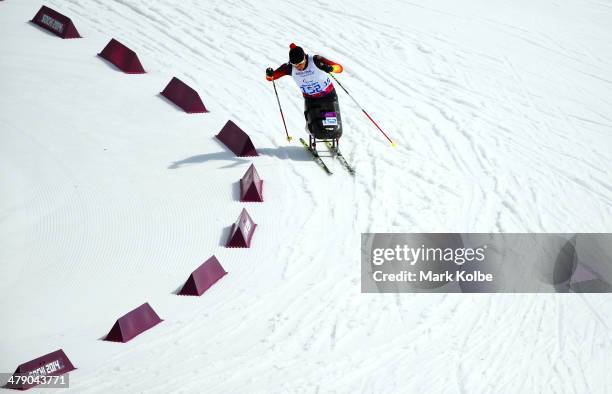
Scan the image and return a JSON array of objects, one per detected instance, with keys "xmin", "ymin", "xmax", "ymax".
[{"xmin": 1, "ymin": 0, "xmax": 611, "ymax": 392}]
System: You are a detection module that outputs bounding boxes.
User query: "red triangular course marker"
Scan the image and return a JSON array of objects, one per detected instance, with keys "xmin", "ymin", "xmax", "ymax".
[
  {"xmin": 570, "ymin": 264, "xmax": 612, "ymax": 292},
  {"xmin": 161, "ymin": 77, "xmax": 208, "ymax": 113},
  {"xmin": 3, "ymin": 349, "xmax": 76, "ymax": 390},
  {"xmin": 216, "ymin": 120, "xmax": 258, "ymax": 157},
  {"xmin": 31, "ymin": 6, "xmax": 81, "ymax": 39},
  {"xmin": 240, "ymin": 164, "xmax": 263, "ymax": 202},
  {"xmin": 226, "ymin": 208, "xmax": 257, "ymax": 248},
  {"xmin": 178, "ymin": 256, "xmax": 227, "ymax": 296},
  {"xmin": 104, "ymin": 303, "xmax": 162, "ymax": 343},
  {"xmin": 98, "ymin": 38, "xmax": 146, "ymax": 74}
]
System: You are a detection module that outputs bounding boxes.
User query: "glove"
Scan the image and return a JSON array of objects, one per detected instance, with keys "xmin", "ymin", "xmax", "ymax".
[
  {"xmin": 266, "ymin": 67, "xmax": 274, "ymax": 81},
  {"xmin": 330, "ymin": 64, "xmax": 343, "ymax": 73},
  {"xmin": 321, "ymin": 63, "xmax": 343, "ymax": 73}
]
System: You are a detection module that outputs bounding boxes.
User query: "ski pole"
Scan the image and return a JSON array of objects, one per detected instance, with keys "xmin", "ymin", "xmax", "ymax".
[
  {"xmin": 271, "ymin": 78, "xmax": 292, "ymax": 142},
  {"xmin": 329, "ymin": 74, "xmax": 396, "ymax": 147}
]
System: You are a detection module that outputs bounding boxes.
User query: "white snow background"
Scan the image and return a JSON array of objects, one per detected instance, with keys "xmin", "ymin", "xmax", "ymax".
[{"xmin": 1, "ymin": 0, "xmax": 611, "ymax": 392}]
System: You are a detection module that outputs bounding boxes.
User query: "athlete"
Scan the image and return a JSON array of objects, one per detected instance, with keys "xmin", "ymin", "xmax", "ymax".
[{"xmin": 266, "ymin": 44, "xmax": 344, "ymax": 148}]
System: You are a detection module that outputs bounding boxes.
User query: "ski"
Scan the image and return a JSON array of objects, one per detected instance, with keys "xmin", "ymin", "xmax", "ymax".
[
  {"xmin": 299, "ymin": 138, "xmax": 333, "ymax": 175},
  {"xmin": 325, "ymin": 141, "xmax": 355, "ymax": 175}
]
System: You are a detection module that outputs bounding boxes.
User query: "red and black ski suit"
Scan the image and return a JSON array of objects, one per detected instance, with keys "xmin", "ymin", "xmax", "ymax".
[
  {"xmin": 267, "ymin": 55, "xmax": 343, "ymax": 98},
  {"xmin": 267, "ymin": 53, "xmax": 344, "ymax": 139}
]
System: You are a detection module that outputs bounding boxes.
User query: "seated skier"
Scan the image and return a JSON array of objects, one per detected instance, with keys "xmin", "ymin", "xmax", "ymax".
[{"xmin": 266, "ymin": 43, "xmax": 344, "ymax": 149}]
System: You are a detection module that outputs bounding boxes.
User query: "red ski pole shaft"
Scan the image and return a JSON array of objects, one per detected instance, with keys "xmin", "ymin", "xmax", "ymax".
[
  {"xmin": 272, "ymin": 79, "xmax": 292, "ymax": 142},
  {"xmin": 330, "ymin": 74, "xmax": 396, "ymax": 147}
]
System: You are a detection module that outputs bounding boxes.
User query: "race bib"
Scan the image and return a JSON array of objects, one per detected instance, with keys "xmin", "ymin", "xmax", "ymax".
[{"xmin": 322, "ymin": 112, "xmax": 337, "ymax": 126}]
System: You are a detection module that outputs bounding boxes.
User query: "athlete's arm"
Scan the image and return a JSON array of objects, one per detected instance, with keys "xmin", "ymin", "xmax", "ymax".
[
  {"xmin": 266, "ymin": 63, "xmax": 293, "ymax": 81},
  {"xmin": 314, "ymin": 55, "xmax": 343, "ymax": 73}
]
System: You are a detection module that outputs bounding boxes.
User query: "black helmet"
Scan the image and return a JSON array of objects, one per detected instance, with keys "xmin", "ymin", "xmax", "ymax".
[{"xmin": 289, "ymin": 46, "xmax": 305, "ymax": 65}]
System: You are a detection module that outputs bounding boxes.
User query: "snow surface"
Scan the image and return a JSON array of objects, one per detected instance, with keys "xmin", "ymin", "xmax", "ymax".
[{"xmin": 1, "ymin": 0, "xmax": 612, "ymax": 392}]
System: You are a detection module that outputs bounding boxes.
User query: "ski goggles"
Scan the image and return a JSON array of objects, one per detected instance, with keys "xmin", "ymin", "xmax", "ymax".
[{"xmin": 291, "ymin": 58, "xmax": 306, "ymax": 67}]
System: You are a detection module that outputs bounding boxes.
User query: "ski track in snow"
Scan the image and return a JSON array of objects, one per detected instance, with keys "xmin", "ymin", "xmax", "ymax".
[{"xmin": 1, "ymin": 0, "xmax": 612, "ymax": 392}]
